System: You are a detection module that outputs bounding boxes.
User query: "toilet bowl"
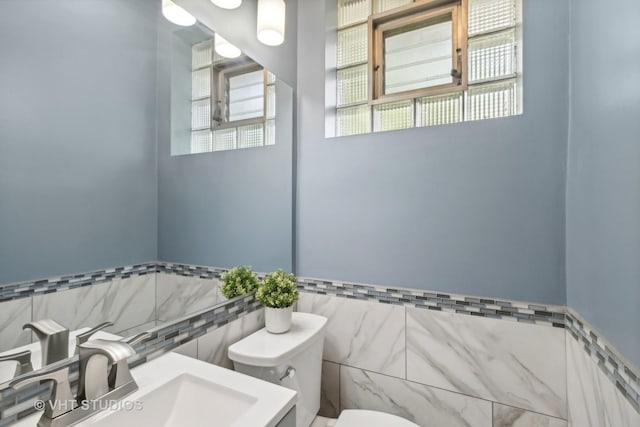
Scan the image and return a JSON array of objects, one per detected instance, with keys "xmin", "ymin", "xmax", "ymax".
[{"xmin": 228, "ymin": 312, "xmax": 419, "ymax": 427}]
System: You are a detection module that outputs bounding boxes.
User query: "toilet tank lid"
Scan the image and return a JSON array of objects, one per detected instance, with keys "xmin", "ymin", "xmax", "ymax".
[{"xmin": 228, "ymin": 312, "xmax": 327, "ymax": 367}]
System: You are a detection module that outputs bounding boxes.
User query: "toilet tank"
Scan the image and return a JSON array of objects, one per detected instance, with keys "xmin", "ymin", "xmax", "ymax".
[{"xmin": 228, "ymin": 313, "xmax": 327, "ymax": 427}]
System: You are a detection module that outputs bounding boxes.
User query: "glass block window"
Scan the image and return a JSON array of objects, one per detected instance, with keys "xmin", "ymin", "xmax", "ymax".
[
  {"xmin": 373, "ymin": 100, "xmax": 414, "ymax": 132},
  {"xmin": 188, "ymin": 37, "xmax": 276, "ymax": 154},
  {"xmin": 332, "ymin": 0, "xmax": 522, "ymax": 137}
]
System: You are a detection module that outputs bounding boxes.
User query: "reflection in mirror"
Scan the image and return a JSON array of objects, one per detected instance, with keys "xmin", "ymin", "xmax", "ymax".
[
  {"xmin": 0, "ymin": 3, "xmax": 293, "ymax": 396},
  {"xmin": 171, "ymin": 24, "xmax": 277, "ymax": 156}
]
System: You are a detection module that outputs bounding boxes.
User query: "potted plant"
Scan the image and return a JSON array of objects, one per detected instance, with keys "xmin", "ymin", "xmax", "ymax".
[
  {"xmin": 255, "ymin": 269, "xmax": 299, "ymax": 333},
  {"xmin": 220, "ymin": 266, "xmax": 259, "ymax": 299}
]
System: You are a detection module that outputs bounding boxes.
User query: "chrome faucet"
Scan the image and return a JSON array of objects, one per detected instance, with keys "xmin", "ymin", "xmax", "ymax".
[
  {"xmin": 0, "ymin": 349, "xmax": 33, "ymax": 377},
  {"xmin": 10, "ymin": 339, "xmax": 139, "ymax": 427},
  {"xmin": 23, "ymin": 320, "xmax": 69, "ymax": 366}
]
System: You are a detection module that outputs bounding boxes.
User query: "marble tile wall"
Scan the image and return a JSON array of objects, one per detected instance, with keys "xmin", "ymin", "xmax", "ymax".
[
  {"xmin": 0, "ymin": 299, "xmax": 32, "ymax": 352},
  {"xmin": 492, "ymin": 404, "xmax": 567, "ymax": 427},
  {"xmin": 566, "ymin": 322, "xmax": 640, "ymax": 427},
  {"xmin": 299, "ymin": 292, "xmax": 568, "ymax": 426},
  {"xmin": 341, "ymin": 366, "xmax": 492, "ymax": 427},
  {"xmin": 407, "ymin": 307, "xmax": 566, "ymax": 418},
  {"xmin": 195, "ymin": 309, "xmax": 265, "ymax": 369},
  {"xmin": 32, "ymin": 275, "xmax": 156, "ymax": 336},
  {"xmin": 156, "ymin": 273, "xmax": 225, "ymax": 322},
  {"xmin": 297, "ymin": 293, "xmax": 405, "ymax": 378}
]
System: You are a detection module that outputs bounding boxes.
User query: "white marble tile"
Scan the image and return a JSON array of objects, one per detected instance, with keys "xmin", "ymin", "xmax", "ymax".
[
  {"xmin": 320, "ymin": 361, "xmax": 340, "ymax": 418},
  {"xmin": 493, "ymin": 403, "xmax": 567, "ymax": 427},
  {"xmin": 0, "ymin": 298, "xmax": 32, "ymax": 352},
  {"xmin": 297, "ymin": 293, "xmax": 405, "ymax": 378},
  {"xmin": 32, "ymin": 275, "xmax": 156, "ymax": 334},
  {"xmin": 197, "ymin": 309, "xmax": 265, "ymax": 369},
  {"xmin": 566, "ymin": 333, "xmax": 640, "ymax": 427},
  {"xmin": 406, "ymin": 307, "xmax": 566, "ymax": 418},
  {"xmin": 172, "ymin": 340, "xmax": 198, "ymax": 359},
  {"xmin": 104, "ymin": 275, "xmax": 156, "ymax": 333},
  {"xmin": 340, "ymin": 366, "xmax": 492, "ymax": 427},
  {"xmin": 156, "ymin": 273, "xmax": 224, "ymax": 322}
]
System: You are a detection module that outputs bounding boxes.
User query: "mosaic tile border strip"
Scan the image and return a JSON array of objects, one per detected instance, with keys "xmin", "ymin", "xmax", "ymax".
[
  {"xmin": 565, "ymin": 309, "xmax": 639, "ymax": 413},
  {"xmin": 0, "ymin": 262, "xmax": 249, "ymax": 303},
  {"xmin": 0, "ymin": 263, "xmax": 157, "ymax": 303},
  {"xmin": 0, "ymin": 293, "xmax": 262, "ymax": 426},
  {"xmin": 297, "ymin": 276, "xmax": 566, "ymax": 328}
]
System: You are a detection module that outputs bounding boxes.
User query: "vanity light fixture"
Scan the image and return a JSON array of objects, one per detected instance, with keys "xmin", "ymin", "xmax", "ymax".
[
  {"xmin": 215, "ymin": 34, "xmax": 242, "ymax": 58},
  {"xmin": 162, "ymin": 0, "xmax": 196, "ymax": 26},
  {"xmin": 257, "ymin": 0, "xmax": 286, "ymax": 46},
  {"xmin": 211, "ymin": 0, "xmax": 242, "ymax": 9}
]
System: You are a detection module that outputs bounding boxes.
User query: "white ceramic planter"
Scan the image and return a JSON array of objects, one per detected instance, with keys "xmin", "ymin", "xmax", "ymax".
[{"xmin": 264, "ymin": 306, "xmax": 293, "ymax": 333}]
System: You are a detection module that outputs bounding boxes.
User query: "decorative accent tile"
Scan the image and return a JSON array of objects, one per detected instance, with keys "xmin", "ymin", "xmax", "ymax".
[
  {"xmin": 0, "ymin": 263, "xmax": 157, "ymax": 302},
  {"xmin": 297, "ymin": 276, "xmax": 566, "ymax": 328},
  {"xmin": 1, "ymin": 263, "xmax": 638, "ymax": 427},
  {"xmin": 565, "ymin": 309, "xmax": 639, "ymax": 415},
  {"xmin": 298, "ymin": 293, "xmax": 406, "ymax": 378},
  {"xmin": 566, "ymin": 331, "xmax": 640, "ymax": 426},
  {"xmin": 340, "ymin": 366, "xmax": 492, "ymax": 427},
  {"xmin": 493, "ymin": 403, "xmax": 567, "ymax": 427},
  {"xmin": 406, "ymin": 306, "xmax": 567, "ymax": 418}
]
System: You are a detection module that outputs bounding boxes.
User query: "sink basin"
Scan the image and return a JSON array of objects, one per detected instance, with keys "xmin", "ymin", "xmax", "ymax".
[
  {"xmin": 85, "ymin": 373, "xmax": 257, "ymax": 427},
  {"xmin": 77, "ymin": 352, "xmax": 296, "ymax": 427},
  {"xmin": 10, "ymin": 340, "xmax": 296, "ymax": 427}
]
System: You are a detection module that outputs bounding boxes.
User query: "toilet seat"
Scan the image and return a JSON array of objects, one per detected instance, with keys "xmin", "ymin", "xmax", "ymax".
[{"xmin": 333, "ymin": 410, "xmax": 420, "ymax": 427}]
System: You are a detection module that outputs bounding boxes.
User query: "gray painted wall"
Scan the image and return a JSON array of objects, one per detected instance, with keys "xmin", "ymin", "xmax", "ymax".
[
  {"xmin": 566, "ymin": 0, "xmax": 640, "ymax": 366},
  {"xmin": 156, "ymin": 19, "xmax": 294, "ymax": 273},
  {"xmin": 0, "ymin": 0, "xmax": 159, "ymax": 284},
  {"xmin": 296, "ymin": 0, "xmax": 569, "ymax": 304}
]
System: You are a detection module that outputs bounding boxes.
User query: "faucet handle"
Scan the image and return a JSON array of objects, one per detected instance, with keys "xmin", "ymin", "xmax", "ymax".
[
  {"xmin": 9, "ymin": 365, "xmax": 76, "ymax": 419},
  {"xmin": 80, "ymin": 339, "xmax": 136, "ymax": 363},
  {"xmin": 75, "ymin": 322, "xmax": 114, "ymax": 352},
  {"xmin": 0, "ymin": 350, "xmax": 33, "ymax": 377},
  {"xmin": 123, "ymin": 332, "xmax": 151, "ymax": 347}
]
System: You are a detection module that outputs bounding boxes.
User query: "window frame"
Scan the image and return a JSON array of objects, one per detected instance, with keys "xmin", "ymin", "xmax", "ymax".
[
  {"xmin": 213, "ymin": 63, "xmax": 269, "ymax": 131},
  {"xmin": 368, "ymin": 0, "xmax": 468, "ymax": 105}
]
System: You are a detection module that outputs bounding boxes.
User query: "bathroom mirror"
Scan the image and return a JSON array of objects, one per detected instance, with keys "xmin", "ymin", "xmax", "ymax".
[{"xmin": 0, "ymin": 0, "xmax": 293, "ymax": 390}]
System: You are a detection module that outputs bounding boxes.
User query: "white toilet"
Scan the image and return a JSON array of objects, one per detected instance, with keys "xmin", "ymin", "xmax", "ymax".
[{"xmin": 228, "ymin": 312, "xmax": 419, "ymax": 427}]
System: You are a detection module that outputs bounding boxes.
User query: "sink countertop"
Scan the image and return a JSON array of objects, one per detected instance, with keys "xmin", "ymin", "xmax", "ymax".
[{"xmin": 10, "ymin": 350, "xmax": 297, "ymax": 427}]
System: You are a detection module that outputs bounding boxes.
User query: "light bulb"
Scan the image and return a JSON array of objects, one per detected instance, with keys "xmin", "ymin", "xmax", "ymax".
[
  {"xmin": 162, "ymin": 0, "xmax": 196, "ymax": 26},
  {"xmin": 257, "ymin": 0, "xmax": 285, "ymax": 46},
  {"xmin": 215, "ymin": 34, "xmax": 242, "ymax": 58},
  {"xmin": 211, "ymin": 0, "xmax": 242, "ymax": 9}
]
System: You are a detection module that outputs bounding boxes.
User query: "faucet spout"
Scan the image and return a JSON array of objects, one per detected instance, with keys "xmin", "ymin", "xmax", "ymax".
[{"xmin": 23, "ymin": 320, "xmax": 69, "ymax": 366}]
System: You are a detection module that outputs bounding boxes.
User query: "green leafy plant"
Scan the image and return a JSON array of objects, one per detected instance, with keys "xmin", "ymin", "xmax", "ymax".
[
  {"xmin": 256, "ymin": 269, "xmax": 299, "ymax": 308},
  {"xmin": 220, "ymin": 266, "xmax": 259, "ymax": 299}
]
